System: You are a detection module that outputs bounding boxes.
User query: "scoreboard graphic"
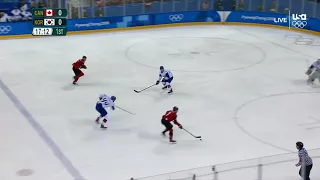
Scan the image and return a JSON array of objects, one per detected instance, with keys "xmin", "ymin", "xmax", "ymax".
[{"xmin": 32, "ymin": 9, "xmax": 68, "ymax": 36}]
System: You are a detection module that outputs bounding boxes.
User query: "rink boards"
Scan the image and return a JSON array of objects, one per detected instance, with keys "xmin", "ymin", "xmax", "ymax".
[{"xmin": 0, "ymin": 10, "xmax": 320, "ymax": 39}]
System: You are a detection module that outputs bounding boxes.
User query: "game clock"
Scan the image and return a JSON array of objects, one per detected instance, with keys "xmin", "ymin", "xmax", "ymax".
[
  {"xmin": 32, "ymin": 28, "xmax": 52, "ymax": 36},
  {"xmin": 32, "ymin": 27, "xmax": 67, "ymax": 36}
]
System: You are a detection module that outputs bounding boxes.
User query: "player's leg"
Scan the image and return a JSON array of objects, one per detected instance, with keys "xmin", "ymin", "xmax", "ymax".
[
  {"xmin": 95, "ymin": 103, "xmax": 102, "ymax": 123},
  {"xmin": 169, "ymin": 129, "xmax": 175, "ymax": 142},
  {"xmin": 96, "ymin": 103, "xmax": 108, "ymax": 129},
  {"xmin": 161, "ymin": 119, "xmax": 173, "ymax": 135},
  {"xmin": 307, "ymin": 71, "xmax": 319, "ymax": 84},
  {"xmin": 161, "ymin": 119, "xmax": 168, "ymax": 135},
  {"xmin": 72, "ymin": 67, "xmax": 77, "ymax": 77},
  {"xmin": 73, "ymin": 69, "xmax": 84, "ymax": 84},
  {"xmin": 100, "ymin": 113, "xmax": 108, "ymax": 129},
  {"xmin": 73, "ymin": 68, "xmax": 80, "ymax": 83},
  {"xmin": 161, "ymin": 119, "xmax": 175, "ymax": 142},
  {"xmin": 161, "ymin": 80, "xmax": 167, "ymax": 89},
  {"xmin": 305, "ymin": 164, "xmax": 312, "ymax": 180},
  {"xmin": 95, "ymin": 116, "xmax": 101, "ymax": 123},
  {"xmin": 167, "ymin": 77, "xmax": 173, "ymax": 93}
]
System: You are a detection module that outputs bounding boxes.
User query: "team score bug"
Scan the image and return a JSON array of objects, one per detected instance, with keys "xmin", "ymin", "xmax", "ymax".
[{"xmin": 33, "ymin": 19, "xmax": 44, "ymax": 26}]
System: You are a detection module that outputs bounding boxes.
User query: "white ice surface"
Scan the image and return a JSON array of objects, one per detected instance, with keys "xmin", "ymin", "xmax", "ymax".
[
  {"xmin": 0, "ymin": 25, "xmax": 320, "ymax": 180},
  {"xmin": 0, "ymin": 89, "xmax": 73, "ymax": 180}
]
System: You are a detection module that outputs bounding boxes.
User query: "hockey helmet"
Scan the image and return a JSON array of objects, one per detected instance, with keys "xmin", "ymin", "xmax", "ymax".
[
  {"xmin": 173, "ymin": 106, "xmax": 179, "ymax": 112},
  {"xmin": 111, "ymin": 96, "xmax": 116, "ymax": 102},
  {"xmin": 296, "ymin": 141, "xmax": 304, "ymax": 149},
  {"xmin": 82, "ymin": 56, "xmax": 87, "ymax": 60},
  {"xmin": 160, "ymin": 66, "xmax": 164, "ymax": 72}
]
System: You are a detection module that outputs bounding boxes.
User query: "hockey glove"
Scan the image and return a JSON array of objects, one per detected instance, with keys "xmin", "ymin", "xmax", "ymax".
[
  {"xmin": 179, "ymin": 125, "xmax": 183, "ymax": 129},
  {"xmin": 156, "ymin": 80, "xmax": 160, "ymax": 85},
  {"xmin": 161, "ymin": 79, "xmax": 167, "ymax": 82}
]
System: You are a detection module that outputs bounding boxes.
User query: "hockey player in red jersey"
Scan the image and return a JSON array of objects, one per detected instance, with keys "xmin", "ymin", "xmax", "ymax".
[
  {"xmin": 161, "ymin": 106, "xmax": 183, "ymax": 143},
  {"xmin": 72, "ymin": 56, "xmax": 87, "ymax": 85}
]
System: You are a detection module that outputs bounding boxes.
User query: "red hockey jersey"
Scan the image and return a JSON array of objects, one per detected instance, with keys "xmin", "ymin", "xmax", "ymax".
[
  {"xmin": 162, "ymin": 110, "xmax": 181, "ymax": 126},
  {"xmin": 73, "ymin": 59, "xmax": 87, "ymax": 69}
]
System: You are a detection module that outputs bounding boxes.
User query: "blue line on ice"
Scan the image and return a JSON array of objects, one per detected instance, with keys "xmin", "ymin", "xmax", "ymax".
[{"xmin": 0, "ymin": 79, "xmax": 85, "ymax": 180}]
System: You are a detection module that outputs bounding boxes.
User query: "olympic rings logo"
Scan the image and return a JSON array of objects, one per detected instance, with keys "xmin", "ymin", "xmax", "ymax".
[
  {"xmin": 0, "ymin": 26, "xmax": 12, "ymax": 34},
  {"xmin": 169, "ymin": 14, "xmax": 184, "ymax": 22},
  {"xmin": 284, "ymin": 34, "xmax": 320, "ymax": 46},
  {"xmin": 291, "ymin": 21, "xmax": 307, "ymax": 29}
]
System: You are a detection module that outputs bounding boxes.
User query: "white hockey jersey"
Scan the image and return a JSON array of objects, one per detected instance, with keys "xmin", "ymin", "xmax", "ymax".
[
  {"xmin": 0, "ymin": 13, "xmax": 10, "ymax": 22},
  {"xmin": 312, "ymin": 60, "xmax": 320, "ymax": 70},
  {"xmin": 158, "ymin": 69, "xmax": 173, "ymax": 81},
  {"xmin": 97, "ymin": 94, "xmax": 115, "ymax": 109},
  {"xmin": 11, "ymin": 9, "xmax": 21, "ymax": 16}
]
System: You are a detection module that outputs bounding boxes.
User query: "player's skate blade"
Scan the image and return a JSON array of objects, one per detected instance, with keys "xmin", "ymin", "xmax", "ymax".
[
  {"xmin": 168, "ymin": 90, "xmax": 173, "ymax": 94},
  {"xmin": 170, "ymin": 139, "xmax": 176, "ymax": 143},
  {"xmin": 162, "ymin": 86, "xmax": 167, "ymax": 90}
]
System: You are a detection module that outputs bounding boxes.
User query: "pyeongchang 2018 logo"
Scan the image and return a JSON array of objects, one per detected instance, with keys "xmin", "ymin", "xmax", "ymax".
[{"xmin": 274, "ymin": 13, "xmax": 307, "ymax": 29}]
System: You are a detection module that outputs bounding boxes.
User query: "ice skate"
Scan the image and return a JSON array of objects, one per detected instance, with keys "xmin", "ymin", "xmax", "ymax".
[{"xmin": 100, "ymin": 124, "xmax": 107, "ymax": 129}]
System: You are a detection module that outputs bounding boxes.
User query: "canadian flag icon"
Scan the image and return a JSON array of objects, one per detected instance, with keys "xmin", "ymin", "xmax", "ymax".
[
  {"xmin": 44, "ymin": 9, "xmax": 54, "ymax": 16},
  {"xmin": 44, "ymin": 19, "xmax": 55, "ymax": 26}
]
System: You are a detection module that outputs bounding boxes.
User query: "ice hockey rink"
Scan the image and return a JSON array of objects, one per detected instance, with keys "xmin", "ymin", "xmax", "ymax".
[{"xmin": 0, "ymin": 25, "xmax": 320, "ymax": 180}]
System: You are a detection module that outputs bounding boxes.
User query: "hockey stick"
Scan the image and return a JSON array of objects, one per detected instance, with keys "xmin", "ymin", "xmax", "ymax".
[
  {"xmin": 134, "ymin": 84, "xmax": 156, "ymax": 93},
  {"xmin": 115, "ymin": 106, "xmax": 135, "ymax": 115},
  {"xmin": 183, "ymin": 128, "xmax": 201, "ymax": 139}
]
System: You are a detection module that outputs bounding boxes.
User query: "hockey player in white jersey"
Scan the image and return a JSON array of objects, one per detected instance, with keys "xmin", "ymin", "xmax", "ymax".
[
  {"xmin": 156, "ymin": 66, "xmax": 174, "ymax": 94},
  {"xmin": 95, "ymin": 94, "xmax": 116, "ymax": 129},
  {"xmin": 306, "ymin": 59, "xmax": 320, "ymax": 84}
]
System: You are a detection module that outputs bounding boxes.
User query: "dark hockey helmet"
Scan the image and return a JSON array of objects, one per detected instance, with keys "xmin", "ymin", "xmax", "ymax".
[
  {"xmin": 173, "ymin": 106, "xmax": 178, "ymax": 112},
  {"xmin": 111, "ymin": 96, "xmax": 116, "ymax": 102},
  {"xmin": 296, "ymin": 141, "xmax": 304, "ymax": 149},
  {"xmin": 82, "ymin": 56, "xmax": 87, "ymax": 60},
  {"xmin": 160, "ymin": 66, "xmax": 164, "ymax": 73}
]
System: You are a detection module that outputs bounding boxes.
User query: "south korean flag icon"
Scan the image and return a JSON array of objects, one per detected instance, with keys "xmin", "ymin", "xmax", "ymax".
[{"xmin": 44, "ymin": 19, "xmax": 55, "ymax": 26}]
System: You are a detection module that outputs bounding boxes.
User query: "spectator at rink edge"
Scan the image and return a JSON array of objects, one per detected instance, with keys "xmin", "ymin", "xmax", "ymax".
[{"xmin": 0, "ymin": 0, "xmax": 44, "ymax": 22}]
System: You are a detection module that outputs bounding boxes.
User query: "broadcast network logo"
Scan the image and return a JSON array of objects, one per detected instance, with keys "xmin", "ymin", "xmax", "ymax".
[{"xmin": 273, "ymin": 12, "xmax": 307, "ymax": 29}]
